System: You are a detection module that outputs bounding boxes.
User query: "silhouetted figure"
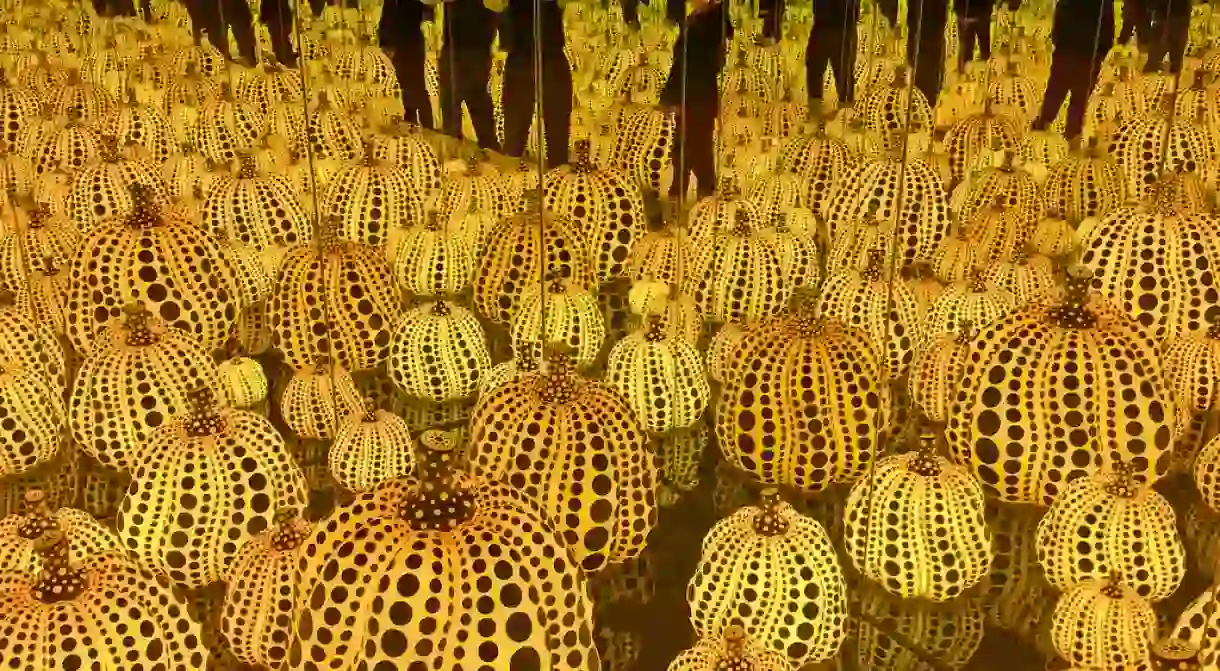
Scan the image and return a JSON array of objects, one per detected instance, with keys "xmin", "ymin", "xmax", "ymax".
[
  {"xmin": 500, "ymin": 0, "xmax": 572, "ymax": 169},
  {"xmin": 438, "ymin": 0, "xmax": 500, "ymax": 150},
  {"xmin": 260, "ymin": 0, "xmax": 299, "ymax": 66},
  {"xmin": 662, "ymin": 0, "xmax": 731, "ymax": 199},
  {"xmin": 804, "ymin": 0, "xmax": 861, "ymax": 111},
  {"xmin": 882, "ymin": 0, "xmax": 950, "ymax": 106},
  {"xmin": 1144, "ymin": 0, "xmax": 1192, "ymax": 73},
  {"xmin": 94, "ymin": 0, "xmax": 152, "ymax": 19},
  {"xmin": 200, "ymin": 0, "xmax": 259, "ymax": 65},
  {"xmin": 622, "ymin": 0, "xmax": 686, "ymax": 27},
  {"xmin": 1033, "ymin": 0, "xmax": 1114, "ymax": 139},
  {"xmin": 955, "ymin": 0, "xmax": 993, "ymax": 71},
  {"xmin": 380, "ymin": 0, "xmax": 434, "ymax": 129}
]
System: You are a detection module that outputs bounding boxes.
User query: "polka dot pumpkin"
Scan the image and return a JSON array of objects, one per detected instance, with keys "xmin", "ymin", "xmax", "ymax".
[
  {"xmin": 391, "ymin": 210, "xmax": 475, "ymax": 298},
  {"xmin": 468, "ymin": 350, "xmax": 658, "ymax": 573},
  {"xmin": 0, "ymin": 526, "xmax": 210, "ymax": 671},
  {"xmin": 1040, "ymin": 141, "xmax": 1128, "ymax": 223},
  {"xmin": 667, "ymin": 626, "xmax": 789, "ymax": 671},
  {"xmin": 1050, "ymin": 572, "xmax": 1157, "ymax": 669},
  {"xmin": 290, "ymin": 429, "xmax": 600, "ymax": 671},
  {"xmin": 686, "ymin": 489, "xmax": 848, "ymax": 668},
  {"xmin": 850, "ymin": 580, "xmax": 987, "ymax": 671},
  {"xmin": 715, "ymin": 310, "xmax": 889, "ymax": 493},
  {"xmin": 509, "ymin": 278, "xmax": 607, "ymax": 371},
  {"xmin": 946, "ymin": 269, "xmax": 1174, "ymax": 506},
  {"xmin": 0, "ymin": 489, "xmax": 121, "ymax": 577},
  {"xmin": 322, "ymin": 142, "xmax": 423, "ymax": 249},
  {"xmin": 1036, "ymin": 461, "xmax": 1185, "ymax": 602},
  {"xmin": 329, "ymin": 400, "xmax": 416, "ymax": 493},
  {"xmin": 843, "ymin": 433, "xmax": 994, "ymax": 602},
  {"xmin": 278, "ymin": 358, "xmax": 364, "ymax": 441},
  {"xmin": 63, "ymin": 183, "xmax": 246, "ymax": 354},
  {"xmin": 683, "ymin": 208, "xmax": 791, "ymax": 325},
  {"xmin": 69, "ymin": 303, "xmax": 226, "ymax": 473},
  {"xmin": 117, "ymin": 387, "xmax": 307, "ymax": 590},
  {"xmin": 64, "ymin": 136, "xmax": 170, "ymax": 231},
  {"xmin": 221, "ymin": 507, "xmax": 311, "ymax": 669},
  {"xmin": 192, "ymin": 86, "xmax": 266, "ymax": 165},
  {"xmin": 0, "ymin": 287, "xmax": 68, "ymax": 392},
  {"xmin": 908, "ymin": 321, "xmax": 977, "ymax": 426},
  {"xmin": 605, "ymin": 315, "xmax": 710, "ymax": 435},
  {"xmin": 387, "ymin": 300, "xmax": 492, "ymax": 403}
]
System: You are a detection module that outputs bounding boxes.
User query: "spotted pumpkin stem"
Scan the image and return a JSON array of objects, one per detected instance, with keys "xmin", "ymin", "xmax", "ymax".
[
  {"xmin": 892, "ymin": 64, "xmax": 908, "ymax": 87},
  {"xmin": 17, "ymin": 489, "xmax": 56, "ymax": 540},
  {"xmin": 722, "ymin": 625, "xmax": 748, "ymax": 660},
  {"xmin": 909, "ymin": 433, "xmax": 943, "ymax": 476},
  {"xmin": 968, "ymin": 268, "xmax": 987, "ymax": 293},
  {"xmin": 1103, "ymin": 460, "xmax": 1139, "ymax": 499},
  {"xmin": 237, "ymin": 153, "xmax": 258, "ymax": 179},
  {"xmin": 28, "ymin": 203, "xmax": 50, "ymax": 228},
  {"xmin": 122, "ymin": 302, "xmax": 158, "ymax": 346},
  {"xmin": 1206, "ymin": 313, "xmax": 1220, "ymax": 339},
  {"xmin": 32, "ymin": 528, "xmax": 87, "ymax": 603},
  {"xmin": 125, "ymin": 183, "xmax": 161, "ymax": 228},
  {"xmin": 774, "ymin": 212, "xmax": 790, "ymax": 233},
  {"xmin": 731, "ymin": 208, "xmax": 752, "ymax": 236},
  {"xmin": 644, "ymin": 314, "xmax": 667, "ymax": 343},
  {"xmin": 430, "ymin": 300, "xmax": 451, "ymax": 318},
  {"xmin": 270, "ymin": 507, "xmax": 308, "ymax": 551},
  {"xmin": 573, "ymin": 139, "xmax": 592, "ymax": 168},
  {"xmin": 401, "ymin": 430, "xmax": 476, "ymax": 531},
  {"xmin": 752, "ymin": 488, "xmax": 790, "ymax": 536},
  {"xmin": 521, "ymin": 188, "xmax": 542, "ymax": 215},
  {"xmin": 537, "ymin": 347, "xmax": 578, "ymax": 402},
  {"xmin": 863, "ymin": 248, "xmax": 885, "ymax": 282},
  {"xmin": 716, "ymin": 176, "xmax": 738, "ymax": 199},
  {"xmin": 1048, "ymin": 267, "xmax": 1097, "ymax": 329},
  {"xmin": 184, "ymin": 387, "xmax": 224, "ymax": 438},
  {"xmin": 954, "ymin": 320, "xmax": 976, "ymax": 345},
  {"xmin": 1100, "ymin": 570, "xmax": 1126, "ymax": 598}
]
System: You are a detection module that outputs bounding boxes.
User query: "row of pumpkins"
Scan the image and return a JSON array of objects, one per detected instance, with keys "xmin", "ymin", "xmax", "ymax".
[{"xmin": 6, "ymin": 0, "xmax": 1220, "ymax": 670}]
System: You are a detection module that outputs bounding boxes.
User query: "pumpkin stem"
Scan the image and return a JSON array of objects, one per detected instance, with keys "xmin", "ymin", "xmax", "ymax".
[
  {"xmin": 124, "ymin": 183, "xmax": 161, "ymax": 229},
  {"xmin": 909, "ymin": 432, "xmax": 943, "ymax": 476},
  {"xmin": 537, "ymin": 347, "xmax": 578, "ymax": 402},
  {"xmin": 731, "ymin": 208, "xmax": 752, "ymax": 236},
  {"xmin": 1047, "ymin": 266, "xmax": 1097, "ymax": 329},
  {"xmin": 774, "ymin": 211, "xmax": 790, "ymax": 233},
  {"xmin": 31, "ymin": 528, "xmax": 88, "ymax": 603},
  {"xmin": 863, "ymin": 248, "xmax": 885, "ymax": 282},
  {"xmin": 954, "ymin": 320, "xmax": 976, "ymax": 344},
  {"xmin": 361, "ymin": 397, "xmax": 379, "ymax": 422},
  {"xmin": 1206, "ymin": 312, "xmax": 1220, "ymax": 339},
  {"xmin": 752, "ymin": 488, "xmax": 789, "ymax": 537},
  {"xmin": 122, "ymin": 302, "xmax": 158, "ymax": 346},
  {"xmin": 27, "ymin": 204, "xmax": 49, "ymax": 228},
  {"xmin": 17, "ymin": 489, "xmax": 56, "ymax": 540},
  {"xmin": 423, "ymin": 210, "xmax": 442, "ymax": 232},
  {"xmin": 723, "ymin": 625, "xmax": 748, "ymax": 660},
  {"xmin": 1100, "ymin": 570, "xmax": 1126, "ymax": 598},
  {"xmin": 430, "ymin": 300, "xmax": 451, "ymax": 318},
  {"xmin": 573, "ymin": 139, "xmax": 592, "ymax": 168},
  {"xmin": 184, "ymin": 387, "xmax": 224, "ymax": 438},
  {"xmin": 270, "ymin": 507, "xmax": 308, "ymax": 551},
  {"xmin": 1103, "ymin": 459, "xmax": 1139, "ymax": 499},
  {"xmin": 236, "ymin": 153, "xmax": 258, "ymax": 179},
  {"xmin": 40, "ymin": 255, "xmax": 58, "ymax": 274},
  {"xmin": 401, "ymin": 430, "xmax": 476, "ymax": 531},
  {"xmin": 644, "ymin": 314, "xmax": 667, "ymax": 343},
  {"xmin": 716, "ymin": 176, "xmax": 738, "ymax": 199},
  {"xmin": 967, "ymin": 267, "xmax": 987, "ymax": 293}
]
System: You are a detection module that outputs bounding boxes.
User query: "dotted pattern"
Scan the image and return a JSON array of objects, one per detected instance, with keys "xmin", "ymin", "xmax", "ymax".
[
  {"xmin": 1077, "ymin": 191, "xmax": 1220, "ymax": 343},
  {"xmin": 715, "ymin": 313, "xmax": 888, "ymax": 493},
  {"xmin": 117, "ymin": 399, "xmax": 307, "ymax": 590},
  {"xmin": 851, "ymin": 581, "xmax": 987, "ymax": 671},
  {"xmin": 193, "ymin": 90, "xmax": 266, "ymax": 165},
  {"xmin": 903, "ymin": 262, "xmax": 946, "ymax": 318},
  {"xmin": 1171, "ymin": 585, "xmax": 1220, "ymax": 667},
  {"xmin": 844, "ymin": 446, "xmax": 994, "ymax": 601},
  {"xmin": 687, "ymin": 183, "xmax": 760, "ymax": 244},
  {"xmin": 1190, "ymin": 430, "xmax": 1220, "ymax": 513},
  {"xmin": 323, "ymin": 151, "xmax": 423, "ymax": 249},
  {"xmin": 908, "ymin": 325, "xmax": 975, "ymax": 426},
  {"xmin": 477, "ymin": 352, "xmax": 539, "ymax": 403},
  {"xmin": 301, "ymin": 97, "xmax": 362, "ymax": 163},
  {"xmin": 627, "ymin": 291, "xmax": 704, "ymax": 347},
  {"xmin": 391, "ymin": 213, "xmax": 475, "ymax": 298},
  {"xmin": 943, "ymin": 112, "xmax": 1021, "ymax": 187},
  {"xmin": 0, "ymin": 502, "xmax": 121, "ymax": 577},
  {"xmin": 0, "ymin": 291, "xmax": 68, "ymax": 392},
  {"xmin": 761, "ymin": 98, "xmax": 806, "ymax": 141},
  {"xmin": 815, "ymin": 251, "xmax": 919, "ymax": 380},
  {"xmin": 1036, "ymin": 466, "xmax": 1185, "ymax": 601},
  {"xmin": 269, "ymin": 239, "xmax": 402, "ymax": 373},
  {"xmin": 23, "ymin": 113, "xmax": 106, "ymax": 175},
  {"xmin": 657, "ymin": 422, "xmax": 707, "ymax": 504},
  {"xmin": 988, "ymin": 72, "xmax": 1039, "ymax": 121},
  {"xmin": 1164, "ymin": 330, "xmax": 1220, "ymax": 426},
  {"xmin": 238, "ymin": 67, "xmax": 305, "ymax": 116},
  {"xmin": 706, "ymin": 322, "xmax": 750, "ymax": 385},
  {"xmin": 981, "ymin": 252, "xmax": 1059, "ymax": 306},
  {"xmin": 65, "ymin": 140, "xmax": 171, "ymax": 231},
  {"xmin": 979, "ymin": 501, "xmax": 1054, "ymax": 633},
  {"xmin": 1109, "ymin": 110, "xmax": 1210, "ymax": 202},
  {"xmin": 0, "ymin": 551, "xmax": 209, "ymax": 670},
  {"xmin": 608, "ymin": 103, "xmax": 674, "ymax": 193},
  {"xmin": 221, "ymin": 511, "xmax": 311, "ymax": 668},
  {"xmin": 330, "ymin": 405, "xmax": 416, "ymax": 493},
  {"xmin": 1028, "ymin": 214, "xmax": 1078, "ymax": 257},
  {"xmin": 0, "ymin": 447, "xmax": 79, "ymax": 518},
  {"xmin": 778, "ymin": 132, "xmax": 855, "ymax": 221},
  {"xmin": 0, "ymin": 78, "xmax": 38, "ymax": 148},
  {"xmin": 667, "ymin": 629, "xmax": 790, "ymax": 671},
  {"xmin": 438, "ymin": 159, "xmax": 512, "ymax": 222},
  {"xmin": 945, "ymin": 281, "xmax": 1174, "ymax": 506},
  {"xmin": 370, "ymin": 127, "xmax": 442, "ymax": 197},
  {"xmin": 200, "ymin": 156, "xmax": 312, "ymax": 265},
  {"xmin": 747, "ymin": 171, "xmax": 803, "ymax": 229},
  {"xmin": 1019, "ymin": 130, "xmax": 1072, "ymax": 175},
  {"xmin": 99, "ymin": 101, "xmax": 176, "ymax": 164},
  {"xmin": 1041, "ymin": 147, "xmax": 1128, "ymax": 223},
  {"xmin": 468, "ymin": 353, "xmax": 657, "ymax": 573},
  {"xmin": 472, "ymin": 203, "xmax": 595, "ymax": 326},
  {"xmin": 543, "ymin": 142, "xmax": 646, "ymax": 285},
  {"xmin": 627, "ymin": 225, "xmax": 694, "ymax": 290},
  {"xmin": 387, "ymin": 300, "xmax": 491, "ymax": 403},
  {"xmin": 950, "ymin": 163, "xmax": 1040, "ymax": 246},
  {"xmin": 605, "ymin": 317, "xmax": 710, "ymax": 435},
  {"xmin": 683, "ymin": 212, "xmax": 791, "ymax": 325},
  {"xmin": 48, "ymin": 73, "xmax": 114, "ymax": 124},
  {"xmin": 279, "ymin": 361, "xmax": 364, "ymax": 441},
  {"xmin": 69, "ymin": 308, "xmax": 226, "ymax": 473},
  {"xmin": 686, "ymin": 495, "xmax": 848, "ymax": 667},
  {"xmin": 860, "ymin": 69, "xmax": 935, "ymax": 139},
  {"xmin": 160, "ymin": 148, "xmax": 228, "ymax": 203},
  {"xmin": 920, "ymin": 275, "xmax": 1017, "ymax": 350},
  {"xmin": 510, "ymin": 281, "xmax": 607, "ymax": 371},
  {"xmin": 290, "ymin": 472, "xmax": 599, "ymax": 671},
  {"xmin": 63, "ymin": 186, "xmax": 245, "ymax": 353},
  {"xmin": 218, "ymin": 356, "xmax": 269, "ymax": 409},
  {"xmin": 824, "ymin": 156, "xmax": 950, "ymax": 273},
  {"xmin": 266, "ymin": 105, "xmax": 307, "ymax": 157},
  {"xmin": 1050, "ymin": 575, "xmax": 1157, "ymax": 669}
]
